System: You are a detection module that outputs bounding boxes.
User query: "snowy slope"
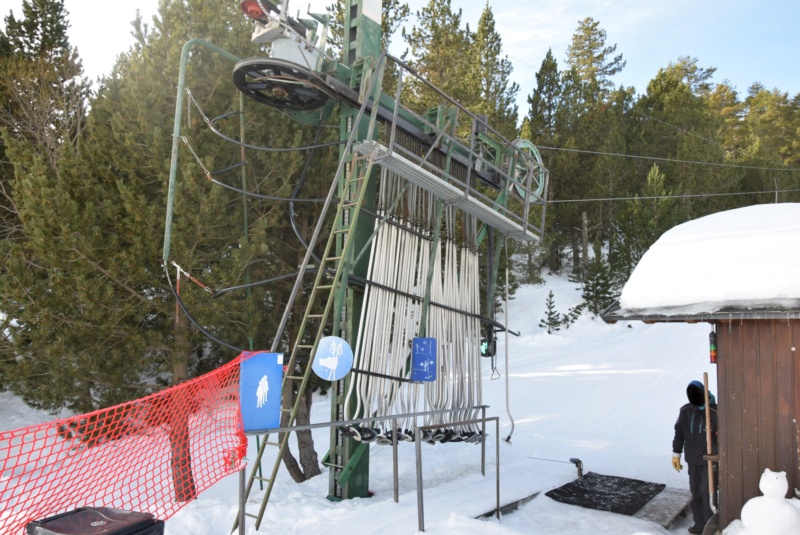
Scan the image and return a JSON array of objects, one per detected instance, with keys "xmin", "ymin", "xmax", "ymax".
[
  {"xmin": 0, "ymin": 275, "xmax": 721, "ymax": 534},
  {"xmin": 167, "ymin": 274, "xmax": 719, "ymax": 534}
]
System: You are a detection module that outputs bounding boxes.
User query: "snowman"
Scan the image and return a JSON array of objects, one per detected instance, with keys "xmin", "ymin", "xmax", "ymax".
[{"xmin": 739, "ymin": 469, "xmax": 800, "ymax": 535}]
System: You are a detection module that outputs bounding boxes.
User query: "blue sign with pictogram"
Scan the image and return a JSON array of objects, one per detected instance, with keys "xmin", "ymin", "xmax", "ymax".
[
  {"xmin": 240, "ymin": 351, "xmax": 284, "ymax": 432},
  {"xmin": 410, "ymin": 337, "xmax": 436, "ymax": 382}
]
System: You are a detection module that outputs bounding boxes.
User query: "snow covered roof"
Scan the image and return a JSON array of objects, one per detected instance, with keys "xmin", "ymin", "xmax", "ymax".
[{"xmin": 603, "ymin": 203, "xmax": 800, "ymax": 322}]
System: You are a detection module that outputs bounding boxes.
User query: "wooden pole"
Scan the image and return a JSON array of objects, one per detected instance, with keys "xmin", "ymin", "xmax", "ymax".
[{"xmin": 703, "ymin": 372, "xmax": 715, "ymax": 514}]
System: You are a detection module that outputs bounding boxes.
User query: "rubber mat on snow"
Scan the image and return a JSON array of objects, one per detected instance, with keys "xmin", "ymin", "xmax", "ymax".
[{"xmin": 545, "ymin": 472, "xmax": 666, "ymax": 516}]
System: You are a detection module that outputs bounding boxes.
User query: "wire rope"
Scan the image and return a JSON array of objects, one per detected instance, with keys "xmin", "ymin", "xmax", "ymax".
[
  {"xmin": 537, "ymin": 144, "xmax": 799, "ymax": 172},
  {"xmin": 185, "ymin": 90, "xmax": 346, "ymax": 153},
  {"xmin": 287, "ymin": 124, "xmax": 324, "ymax": 264},
  {"xmin": 503, "ymin": 237, "xmax": 515, "ymax": 442},
  {"xmin": 548, "ymin": 187, "xmax": 800, "ymax": 205},
  {"xmin": 207, "ymin": 161, "xmax": 330, "ymax": 202},
  {"xmin": 170, "ymin": 127, "xmax": 326, "ymax": 350},
  {"xmin": 164, "ymin": 264, "xmax": 246, "ymax": 353}
]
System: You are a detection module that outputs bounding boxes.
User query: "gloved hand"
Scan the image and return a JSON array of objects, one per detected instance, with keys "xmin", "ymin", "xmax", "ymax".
[{"xmin": 671, "ymin": 454, "xmax": 683, "ymax": 472}]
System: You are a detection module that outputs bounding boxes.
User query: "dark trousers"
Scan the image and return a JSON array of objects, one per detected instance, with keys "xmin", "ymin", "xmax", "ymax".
[{"xmin": 688, "ymin": 463, "xmax": 714, "ymax": 528}]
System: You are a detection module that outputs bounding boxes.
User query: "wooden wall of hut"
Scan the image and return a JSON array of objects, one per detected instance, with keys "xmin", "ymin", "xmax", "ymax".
[{"xmin": 715, "ymin": 318, "xmax": 800, "ymax": 528}]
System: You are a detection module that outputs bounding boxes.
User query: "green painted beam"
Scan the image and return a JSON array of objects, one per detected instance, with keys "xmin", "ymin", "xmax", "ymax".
[{"xmin": 336, "ymin": 442, "xmax": 369, "ymax": 487}]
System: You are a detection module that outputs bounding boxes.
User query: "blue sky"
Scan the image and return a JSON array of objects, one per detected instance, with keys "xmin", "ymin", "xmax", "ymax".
[{"xmin": 5, "ymin": 0, "xmax": 800, "ymax": 111}]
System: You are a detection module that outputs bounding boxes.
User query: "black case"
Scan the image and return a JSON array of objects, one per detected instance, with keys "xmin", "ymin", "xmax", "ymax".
[{"xmin": 26, "ymin": 507, "xmax": 165, "ymax": 535}]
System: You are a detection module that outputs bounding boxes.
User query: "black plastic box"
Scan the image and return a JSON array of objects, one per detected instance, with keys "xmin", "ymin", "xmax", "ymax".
[{"xmin": 26, "ymin": 507, "xmax": 164, "ymax": 535}]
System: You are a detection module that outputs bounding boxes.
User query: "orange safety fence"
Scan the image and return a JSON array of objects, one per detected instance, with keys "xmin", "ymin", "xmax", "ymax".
[{"xmin": 0, "ymin": 352, "xmax": 253, "ymax": 534}]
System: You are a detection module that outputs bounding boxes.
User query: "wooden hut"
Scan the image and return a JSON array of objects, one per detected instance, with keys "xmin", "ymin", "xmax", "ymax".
[{"xmin": 601, "ymin": 203, "xmax": 800, "ymax": 531}]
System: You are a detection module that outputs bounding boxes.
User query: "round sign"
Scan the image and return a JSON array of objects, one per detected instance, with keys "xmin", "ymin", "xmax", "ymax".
[{"xmin": 311, "ymin": 336, "xmax": 354, "ymax": 381}]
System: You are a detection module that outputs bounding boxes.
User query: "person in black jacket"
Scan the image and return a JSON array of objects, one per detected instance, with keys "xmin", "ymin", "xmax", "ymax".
[{"xmin": 672, "ymin": 380, "xmax": 718, "ymax": 534}]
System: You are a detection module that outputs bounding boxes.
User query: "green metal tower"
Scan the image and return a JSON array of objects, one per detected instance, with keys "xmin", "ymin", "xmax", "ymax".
[{"xmin": 328, "ymin": 0, "xmax": 382, "ymax": 502}]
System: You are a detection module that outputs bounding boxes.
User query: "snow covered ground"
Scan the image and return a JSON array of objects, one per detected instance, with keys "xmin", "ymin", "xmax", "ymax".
[{"xmin": 1, "ymin": 274, "xmax": 726, "ymax": 534}]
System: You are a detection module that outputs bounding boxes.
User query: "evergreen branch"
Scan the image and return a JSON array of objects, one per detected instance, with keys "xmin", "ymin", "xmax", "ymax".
[{"xmin": 68, "ymin": 246, "xmax": 151, "ymax": 305}]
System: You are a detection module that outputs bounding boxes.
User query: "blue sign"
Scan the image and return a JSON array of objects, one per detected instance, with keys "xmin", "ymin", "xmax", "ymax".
[
  {"xmin": 240, "ymin": 351, "xmax": 284, "ymax": 432},
  {"xmin": 411, "ymin": 337, "xmax": 437, "ymax": 382},
  {"xmin": 312, "ymin": 336, "xmax": 353, "ymax": 381}
]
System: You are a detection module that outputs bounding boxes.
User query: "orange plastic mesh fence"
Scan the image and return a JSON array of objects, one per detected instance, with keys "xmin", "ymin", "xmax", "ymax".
[{"xmin": 0, "ymin": 352, "xmax": 253, "ymax": 534}]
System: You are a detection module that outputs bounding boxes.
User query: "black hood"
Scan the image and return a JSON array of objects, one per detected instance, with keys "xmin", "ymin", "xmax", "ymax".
[{"xmin": 687, "ymin": 381, "xmax": 705, "ymax": 406}]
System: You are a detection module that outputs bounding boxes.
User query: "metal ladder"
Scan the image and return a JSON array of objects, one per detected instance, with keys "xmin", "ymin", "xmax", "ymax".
[{"xmin": 233, "ymin": 148, "xmax": 377, "ymax": 532}]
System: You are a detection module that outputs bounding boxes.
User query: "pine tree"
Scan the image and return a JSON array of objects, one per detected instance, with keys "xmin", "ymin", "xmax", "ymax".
[
  {"xmin": 743, "ymin": 85, "xmax": 798, "ymax": 166},
  {"xmin": 522, "ymin": 50, "xmax": 564, "ymax": 272},
  {"xmin": 532, "ymin": 19, "xmax": 621, "ymax": 275},
  {"xmin": 608, "ymin": 164, "xmax": 683, "ymax": 284},
  {"xmin": 1, "ymin": 0, "xmax": 333, "ymax": 482},
  {"xmin": 524, "ymin": 48, "xmax": 560, "ymax": 142},
  {"xmin": 0, "ymin": 0, "xmax": 73, "ymax": 58},
  {"xmin": 546, "ymin": 19, "xmax": 631, "ymax": 275},
  {"xmin": 470, "ymin": 3, "xmax": 518, "ymax": 139},
  {"xmin": 538, "ymin": 290, "xmax": 561, "ymax": 334},
  {"xmin": 0, "ymin": 0, "xmax": 89, "ymax": 243},
  {"xmin": 542, "ymin": 66, "xmax": 591, "ymax": 275},
  {"xmin": 565, "ymin": 17, "xmax": 626, "ymax": 98},
  {"xmin": 326, "ymin": 0, "xmax": 409, "ymax": 53},
  {"xmin": 401, "ymin": 0, "xmax": 472, "ymax": 111},
  {"xmin": 581, "ymin": 244, "xmax": 619, "ymax": 316},
  {"xmin": 0, "ymin": 0, "xmax": 90, "ymax": 394},
  {"xmin": 709, "ymin": 81, "xmax": 744, "ymax": 161},
  {"xmin": 561, "ymin": 302, "xmax": 585, "ymax": 329}
]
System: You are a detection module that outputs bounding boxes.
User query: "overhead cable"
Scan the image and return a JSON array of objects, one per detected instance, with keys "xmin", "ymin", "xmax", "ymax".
[
  {"xmin": 538, "ymin": 144, "xmax": 798, "ymax": 172},
  {"xmin": 548, "ymin": 188, "xmax": 800, "ymax": 204}
]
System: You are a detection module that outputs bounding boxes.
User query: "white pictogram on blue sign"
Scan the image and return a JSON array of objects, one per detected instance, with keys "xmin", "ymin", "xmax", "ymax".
[
  {"xmin": 312, "ymin": 336, "xmax": 353, "ymax": 381},
  {"xmin": 256, "ymin": 374, "xmax": 269, "ymax": 408},
  {"xmin": 411, "ymin": 337, "xmax": 437, "ymax": 382},
  {"xmin": 240, "ymin": 352, "xmax": 284, "ymax": 432}
]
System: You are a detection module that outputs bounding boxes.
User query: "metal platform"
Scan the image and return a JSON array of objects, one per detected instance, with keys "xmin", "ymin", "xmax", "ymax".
[
  {"xmin": 632, "ymin": 486, "xmax": 692, "ymax": 529},
  {"xmin": 476, "ymin": 485, "xmax": 691, "ymax": 531},
  {"xmin": 353, "ymin": 140, "xmax": 541, "ymax": 243}
]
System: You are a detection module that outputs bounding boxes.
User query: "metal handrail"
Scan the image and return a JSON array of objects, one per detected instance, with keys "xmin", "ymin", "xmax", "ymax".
[
  {"xmin": 243, "ymin": 404, "xmax": 489, "ymax": 435},
  {"xmin": 368, "ymin": 53, "xmax": 548, "ymax": 242},
  {"xmin": 237, "ymin": 405, "xmax": 499, "ymax": 535}
]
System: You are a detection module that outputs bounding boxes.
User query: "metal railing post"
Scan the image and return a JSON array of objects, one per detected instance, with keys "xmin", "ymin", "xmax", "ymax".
[
  {"xmin": 415, "ymin": 426, "xmax": 425, "ymax": 532},
  {"xmin": 481, "ymin": 406, "xmax": 487, "ymax": 476},
  {"xmin": 238, "ymin": 466, "xmax": 246, "ymax": 535},
  {"xmin": 495, "ymin": 418, "xmax": 501, "ymax": 520},
  {"xmin": 392, "ymin": 417, "xmax": 399, "ymax": 503},
  {"xmin": 388, "ymin": 66, "xmax": 404, "ymax": 154}
]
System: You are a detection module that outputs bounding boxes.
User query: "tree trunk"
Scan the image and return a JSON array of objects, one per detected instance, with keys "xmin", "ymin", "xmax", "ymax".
[
  {"xmin": 571, "ymin": 232, "xmax": 581, "ymax": 275},
  {"xmin": 280, "ymin": 440, "xmax": 306, "ymax": 483},
  {"xmin": 169, "ymin": 398, "xmax": 197, "ymax": 502},
  {"xmin": 296, "ymin": 387, "xmax": 321, "ymax": 478},
  {"xmin": 170, "ymin": 277, "xmax": 197, "ymax": 501},
  {"xmin": 280, "ymin": 381, "xmax": 319, "ymax": 483},
  {"xmin": 581, "ymin": 211, "xmax": 590, "ymax": 273},
  {"xmin": 547, "ymin": 237, "xmax": 562, "ymax": 273}
]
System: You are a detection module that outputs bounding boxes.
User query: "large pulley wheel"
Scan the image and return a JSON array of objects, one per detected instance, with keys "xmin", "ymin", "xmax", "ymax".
[
  {"xmin": 509, "ymin": 139, "xmax": 546, "ymax": 201},
  {"xmin": 233, "ymin": 57, "xmax": 335, "ymax": 111}
]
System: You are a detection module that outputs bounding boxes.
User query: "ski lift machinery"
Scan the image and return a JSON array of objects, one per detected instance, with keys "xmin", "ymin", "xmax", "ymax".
[{"xmin": 223, "ymin": 0, "xmax": 550, "ymax": 527}]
